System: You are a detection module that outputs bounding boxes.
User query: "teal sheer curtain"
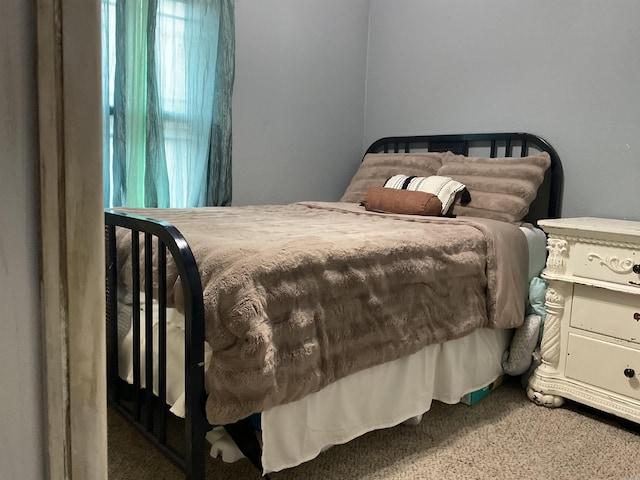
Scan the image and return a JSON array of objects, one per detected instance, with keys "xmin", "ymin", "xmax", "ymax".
[{"xmin": 102, "ymin": 0, "xmax": 235, "ymax": 208}]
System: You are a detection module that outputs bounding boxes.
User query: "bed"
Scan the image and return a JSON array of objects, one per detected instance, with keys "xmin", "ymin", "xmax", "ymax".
[{"xmin": 105, "ymin": 132, "xmax": 563, "ymax": 479}]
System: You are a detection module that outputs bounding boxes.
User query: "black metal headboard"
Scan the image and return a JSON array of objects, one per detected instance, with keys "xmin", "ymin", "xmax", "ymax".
[{"xmin": 365, "ymin": 133, "xmax": 563, "ymax": 224}]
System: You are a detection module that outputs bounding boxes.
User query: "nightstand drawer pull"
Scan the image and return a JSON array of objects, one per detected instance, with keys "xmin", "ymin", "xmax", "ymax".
[
  {"xmin": 624, "ymin": 368, "xmax": 636, "ymax": 379},
  {"xmin": 633, "ymin": 264, "xmax": 640, "ymax": 274},
  {"xmin": 635, "ymin": 313, "xmax": 640, "ymax": 321}
]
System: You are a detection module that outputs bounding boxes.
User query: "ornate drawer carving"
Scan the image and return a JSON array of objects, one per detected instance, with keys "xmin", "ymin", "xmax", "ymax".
[
  {"xmin": 565, "ymin": 333, "xmax": 640, "ymax": 402},
  {"xmin": 570, "ymin": 284, "xmax": 640, "ymax": 344},
  {"xmin": 572, "ymin": 241, "xmax": 640, "ymax": 287}
]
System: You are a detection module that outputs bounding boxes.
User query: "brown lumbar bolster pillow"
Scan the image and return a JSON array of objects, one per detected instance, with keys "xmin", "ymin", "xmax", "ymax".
[{"xmin": 363, "ymin": 186, "xmax": 443, "ymax": 216}]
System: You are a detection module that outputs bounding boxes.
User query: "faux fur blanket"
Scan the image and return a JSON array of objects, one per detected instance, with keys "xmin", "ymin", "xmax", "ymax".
[{"xmin": 116, "ymin": 202, "xmax": 527, "ymax": 425}]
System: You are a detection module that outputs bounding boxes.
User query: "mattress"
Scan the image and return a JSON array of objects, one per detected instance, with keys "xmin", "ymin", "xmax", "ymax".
[{"xmin": 116, "ymin": 225, "xmax": 547, "ymax": 472}]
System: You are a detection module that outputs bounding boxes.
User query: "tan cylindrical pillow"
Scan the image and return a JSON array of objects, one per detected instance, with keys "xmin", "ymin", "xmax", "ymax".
[{"xmin": 363, "ymin": 186, "xmax": 442, "ymax": 216}]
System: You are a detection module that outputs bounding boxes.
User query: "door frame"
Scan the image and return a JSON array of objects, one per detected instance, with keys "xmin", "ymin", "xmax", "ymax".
[{"xmin": 37, "ymin": 0, "xmax": 107, "ymax": 478}]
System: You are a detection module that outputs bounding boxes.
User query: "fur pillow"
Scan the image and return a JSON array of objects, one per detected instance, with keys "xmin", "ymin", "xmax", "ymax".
[
  {"xmin": 363, "ymin": 186, "xmax": 442, "ymax": 216},
  {"xmin": 437, "ymin": 151, "xmax": 551, "ymax": 223},
  {"xmin": 341, "ymin": 153, "xmax": 444, "ymax": 203}
]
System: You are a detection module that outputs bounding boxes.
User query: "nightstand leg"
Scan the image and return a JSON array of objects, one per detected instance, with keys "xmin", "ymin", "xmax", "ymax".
[
  {"xmin": 526, "ymin": 281, "xmax": 570, "ymax": 408},
  {"xmin": 527, "ymin": 377, "xmax": 565, "ymax": 408}
]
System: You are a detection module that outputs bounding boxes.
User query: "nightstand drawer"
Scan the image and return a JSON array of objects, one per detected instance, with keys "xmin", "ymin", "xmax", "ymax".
[
  {"xmin": 566, "ymin": 333, "xmax": 640, "ymax": 401},
  {"xmin": 571, "ymin": 284, "xmax": 640, "ymax": 344},
  {"xmin": 572, "ymin": 242, "xmax": 640, "ymax": 287}
]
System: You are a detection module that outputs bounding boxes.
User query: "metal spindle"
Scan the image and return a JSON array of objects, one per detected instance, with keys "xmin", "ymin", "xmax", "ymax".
[
  {"xmin": 132, "ymin": 231, "xmax": 141, "ymax": 421},
  {"xmin": 144, "ymin": 232, "xmax": 154, "ymax": 431},
  {"xmin": 490, "ymin": 140, "xmax": 497, "ymax": 158},
  {"xmin": 158, "ymin": 240, "xmax": 168, "ymax": 443},
  {"xmin": 106, "ymin": 225, "xmax": 119, "ymax": 404}
]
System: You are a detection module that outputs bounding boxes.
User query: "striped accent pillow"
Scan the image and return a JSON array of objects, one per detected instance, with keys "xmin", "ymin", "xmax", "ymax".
[{"xmin": 384, "ymin": 175, "xmax": 469, "ymax": 216}]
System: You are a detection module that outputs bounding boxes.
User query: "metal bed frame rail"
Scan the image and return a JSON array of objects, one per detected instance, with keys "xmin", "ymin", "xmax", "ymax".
[
  {"xmin": 105, "ymin": 210, "xmax": 208, "ymax": 480},
  {"xmin": 103, "ymin": 132, "xmax": 564, "ymax": 479}
]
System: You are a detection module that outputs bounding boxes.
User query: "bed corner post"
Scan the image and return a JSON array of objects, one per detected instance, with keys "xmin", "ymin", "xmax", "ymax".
[{"xmin": 169, "ymin": 224, "xmax": 208, "ymax": 480}]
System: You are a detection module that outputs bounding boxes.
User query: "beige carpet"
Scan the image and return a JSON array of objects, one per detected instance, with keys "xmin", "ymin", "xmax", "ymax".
[{"xmin": 109, "ymin": 377, "xmax": 640, "ymax": 480}]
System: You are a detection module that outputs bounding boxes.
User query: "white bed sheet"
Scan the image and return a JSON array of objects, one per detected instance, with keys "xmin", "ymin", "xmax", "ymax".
[{"xmin": 117, "ymin": 226, "xmax": 547, "ymax": 472}]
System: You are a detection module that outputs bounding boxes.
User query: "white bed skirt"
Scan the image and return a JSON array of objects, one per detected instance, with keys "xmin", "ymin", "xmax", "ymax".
[{"xmin": 256, "ymin": 326, "xmax": 510, "ymax": 473}]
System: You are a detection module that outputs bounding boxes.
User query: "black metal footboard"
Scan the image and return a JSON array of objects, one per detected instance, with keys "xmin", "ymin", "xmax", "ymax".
[{"xmin": 105, "ymin": 210, "xmax": 209, "ymax": 480}]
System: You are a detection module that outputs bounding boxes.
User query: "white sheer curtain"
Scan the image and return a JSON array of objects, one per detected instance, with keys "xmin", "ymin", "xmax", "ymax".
[
  {"xmin": 156, "ymin": 0, "xmax": 218, "ymax": 207},
  {"xmin": 102, "ymin": 0, "xmax": 235, "ymax": 208}
]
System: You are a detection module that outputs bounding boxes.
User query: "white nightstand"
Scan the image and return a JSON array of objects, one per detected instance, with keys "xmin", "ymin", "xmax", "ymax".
[{"xmin": 527, "ymin": 217, "xmax": 640, "ymax": 424}]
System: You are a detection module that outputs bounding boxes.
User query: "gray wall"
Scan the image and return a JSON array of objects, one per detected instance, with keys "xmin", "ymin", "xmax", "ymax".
[
  {"xmin": 234, "ymin": 0, "xmax": 640, "ymax": 219},
  {"xmin": 365, "ymin": 0, "xmax": 640, "ymax": 220},
  {"xmin": 232, "ymin": 0, "xmax": 370, "ymax": 205},
  {"xmin": 0, "ymin": 1, "xmax": 46, "ymax": 479}
]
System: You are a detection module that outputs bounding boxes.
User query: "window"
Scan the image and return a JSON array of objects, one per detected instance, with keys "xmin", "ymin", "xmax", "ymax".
[{"xmin": 102, "ymin": 0, "xmax": 234, "ymax": 208}]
